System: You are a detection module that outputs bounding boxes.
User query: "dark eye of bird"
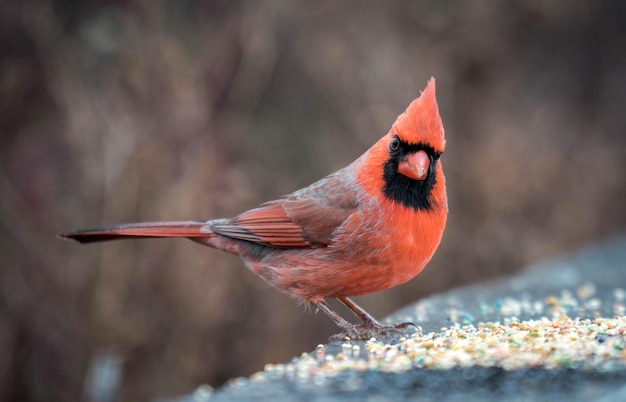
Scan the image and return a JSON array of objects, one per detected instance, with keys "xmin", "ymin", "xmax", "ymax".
[{"xmin": 390, "ymin": 136, "xmax": 400, "ymax": 152}]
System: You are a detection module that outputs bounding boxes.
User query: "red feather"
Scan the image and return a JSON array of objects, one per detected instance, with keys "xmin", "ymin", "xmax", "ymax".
[
  {"xmin": 60, "ymin": 221, "xmax": 212, "ymax": 243},
  {"xmin": 211, "ymin": 171, "xmax": 358, "ymax": 248}
]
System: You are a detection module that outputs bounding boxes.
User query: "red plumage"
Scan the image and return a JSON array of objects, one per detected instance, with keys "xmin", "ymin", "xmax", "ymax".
[{"xmin": 60, "ymin": 78, "xmax": 447, "ymax": 340}]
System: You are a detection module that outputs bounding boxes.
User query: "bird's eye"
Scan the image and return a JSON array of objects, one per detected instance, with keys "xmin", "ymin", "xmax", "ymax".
[{"xmin": 390, "ymin": 137, "xmax": 400, "ymax": 151}]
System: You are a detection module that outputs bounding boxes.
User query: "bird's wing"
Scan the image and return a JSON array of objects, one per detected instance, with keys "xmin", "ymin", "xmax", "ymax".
[{"xmin": 210, "ymin": 174, "xmax": 358, "ymax": 248}]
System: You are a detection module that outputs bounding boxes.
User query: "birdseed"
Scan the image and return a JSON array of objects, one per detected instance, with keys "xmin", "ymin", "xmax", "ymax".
[
  {"xmin": 241, "ymin": 314, "xmax": 626, "ymax": 387},
  {"xmin": 228, "ymin": 287, "xmax": 626, "ymax": 386}
]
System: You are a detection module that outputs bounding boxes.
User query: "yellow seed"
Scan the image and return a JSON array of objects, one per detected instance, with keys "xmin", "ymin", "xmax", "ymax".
[{"xmin": 546, "ymin": 295, "xmax": 558, "ymax": 306}]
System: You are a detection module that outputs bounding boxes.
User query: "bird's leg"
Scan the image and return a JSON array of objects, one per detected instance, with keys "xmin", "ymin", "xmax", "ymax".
[
  {"xmin": 337, "ymin": 296, "xmax": 382, "ymax": 327},
  {"xmin": 316, "ymin": 298, "xmax": 418, "ymax": 341},
  {"xmin": 314, "ymin": 300, "xmax": 361, "ymax": 339}
]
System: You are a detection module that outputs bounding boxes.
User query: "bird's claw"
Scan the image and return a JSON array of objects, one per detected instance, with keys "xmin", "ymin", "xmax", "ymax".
[{"xmin": 328, "ymin": 321, "xmax": 419, "ymax": 342}]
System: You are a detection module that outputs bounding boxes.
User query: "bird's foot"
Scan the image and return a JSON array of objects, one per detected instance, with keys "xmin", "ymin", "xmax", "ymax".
[{"xmin": 329, "ymin": 321, "xmax": 419, "ymax": 342}]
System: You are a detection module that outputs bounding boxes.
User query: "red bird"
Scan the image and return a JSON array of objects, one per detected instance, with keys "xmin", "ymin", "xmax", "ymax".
[{"xmin": 61, "ymin": 78, "xmax": 447, "ymax": 340}]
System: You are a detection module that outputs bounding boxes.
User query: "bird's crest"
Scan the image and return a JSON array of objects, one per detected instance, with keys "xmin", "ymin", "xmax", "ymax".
[{"xmin": 391, "ymin": 78, "xmax": 445, "ymax": 153}]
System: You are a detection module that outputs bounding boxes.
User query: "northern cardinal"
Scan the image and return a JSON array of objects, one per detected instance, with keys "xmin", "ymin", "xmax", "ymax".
[{"xmin": 61, "ymin": 78, "xmax": 447, "ymax": 340}]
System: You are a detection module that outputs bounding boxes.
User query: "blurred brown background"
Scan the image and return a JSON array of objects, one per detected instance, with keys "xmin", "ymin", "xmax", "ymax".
[{"xmin": 1, "ymin": 1, "xmax": 625, "ymax": 401}]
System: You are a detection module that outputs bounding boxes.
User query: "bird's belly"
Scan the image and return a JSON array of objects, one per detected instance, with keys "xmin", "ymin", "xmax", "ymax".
[{"xmin": 254, "ymin": 243, "xmax": 431, "ymax": 302}]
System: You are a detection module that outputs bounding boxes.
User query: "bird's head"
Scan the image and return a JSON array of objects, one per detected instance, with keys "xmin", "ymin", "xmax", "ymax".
[{"xmin": 360, "ymin": 78, "xmax": 446, "ymax": 211}]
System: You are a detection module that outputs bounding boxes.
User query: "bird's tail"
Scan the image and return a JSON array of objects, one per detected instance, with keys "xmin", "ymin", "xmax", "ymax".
[{"xmin": 59, "ymin": 221, "xmax": 214, "ymax": 244}]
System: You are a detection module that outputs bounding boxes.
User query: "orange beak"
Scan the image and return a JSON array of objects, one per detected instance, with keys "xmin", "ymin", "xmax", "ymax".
[{"xmin": 397, "ymin": 150, "xmax": 430, "ymax": 181}]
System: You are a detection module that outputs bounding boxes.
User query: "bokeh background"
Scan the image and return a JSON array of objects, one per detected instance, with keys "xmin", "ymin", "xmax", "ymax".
[{"xmin": 2, "ymin": 1, "xmax": 626, "ymax": 401}]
